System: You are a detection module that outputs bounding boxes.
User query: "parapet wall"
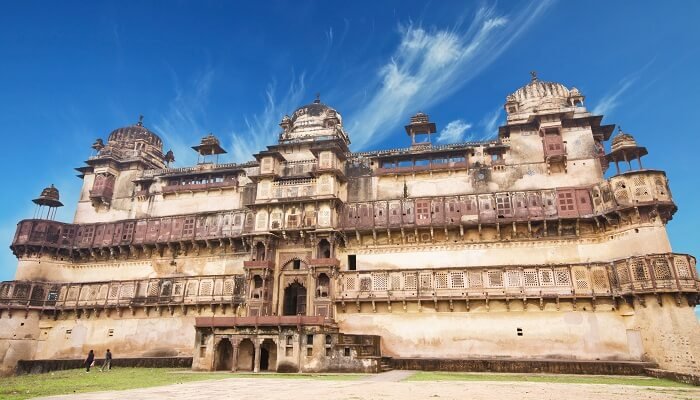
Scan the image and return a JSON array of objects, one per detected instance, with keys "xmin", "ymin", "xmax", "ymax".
[{"xmin": 16, "ymin": 357, "xmax": 192, "ymax": 375}]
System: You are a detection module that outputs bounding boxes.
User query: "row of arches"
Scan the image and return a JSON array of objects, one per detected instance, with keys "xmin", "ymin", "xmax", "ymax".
[
  {"xmin": 252, "ymin": 238, "xmax": 333, "ymax": 262},
  {"xmin": 214, "ymin": 338, "xmax": 278, "ymax": 372}
]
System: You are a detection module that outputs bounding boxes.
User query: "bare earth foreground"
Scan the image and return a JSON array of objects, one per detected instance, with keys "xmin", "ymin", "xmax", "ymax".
[{"xmin": 39, "ymin": 374, "xmax": 700, "ymax": 400}]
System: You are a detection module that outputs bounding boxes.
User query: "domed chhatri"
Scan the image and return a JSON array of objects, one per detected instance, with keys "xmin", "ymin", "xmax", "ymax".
[
  {"xmin": 107, "ymin": 115, "xmax": 163, "ymax": 150},
  {"xmin": 32, "ymin": 184, "xmax": 63, "ymax": 220},
  {"xmin": 611, "ymin": 129, "xmax": 639, "ymax": 152},
  {"xmin": 505, "ymin": 72, "xmax": 584, "ymax": 115},
  {"xmin": 91, "ymin": 115, "xmax": 168, "ymax": 170},
  {"xmin": 606, "ymin": 127, "xmax": 648, "ymax": 173},
  {"xmin": 192, "ymin": 133, "xmax": 227, "ymax": 164},
  {"xmin": 279, "ymin": 95, "xmax": 348, "ymax": 144},
  {"xmin": 32, "ymin": 184, "xmax": 63, "ymax": 208}
]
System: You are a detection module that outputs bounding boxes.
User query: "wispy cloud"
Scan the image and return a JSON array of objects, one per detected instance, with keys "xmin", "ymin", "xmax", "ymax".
[
  {"xmin": 436, "ymin": 119, "xmax": 472, "ymax": 143},
  {"xmin": 592, "ymin": 77, "xmax": 637, "ymax": 116},
  {"xmin": 152, "ymin": 67, "xmax": 215, "ymax": 166},
  {"xmin": 347, "ymin": 1, "xmax": 552, "ymax": 149},
  {"xmin": 228, "ymin": 73, "xmax": 307, "ymax": 162},
  {"xmin": 592, "ymin": 59, "xmax": 656, "ymax": 116},
  {"xmin": 479, "ymin": 107, "xmax": 503, "ymax": 140}
]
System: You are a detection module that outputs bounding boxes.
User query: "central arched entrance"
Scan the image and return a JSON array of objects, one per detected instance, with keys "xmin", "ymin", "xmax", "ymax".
[
  {"xmin": 215, "ymin": 338, "xmax": 233, "ymax": 371},
  {"xmin": 260, "ymin": 339, "xmax": 277, "ymax": 371},
  {"xmin": 237, "ymin": 338, "xmax": 255, "ymax": 371},
  {"xmin": 283, "ymin": 282, "xmax": 307, "ymax": 316}
]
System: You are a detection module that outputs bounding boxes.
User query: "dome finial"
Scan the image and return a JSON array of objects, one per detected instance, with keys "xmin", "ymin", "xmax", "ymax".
[
  {"xmin": 314, "ymin": 93, "xmax": 321, "ymax": 104},
  {"xmin": 137, "ymin": 115, "xmax": 144, "ymax": 126},
  {"xmin": 530, "ymin": 71, "xmax": 538, "ymax": 82}
]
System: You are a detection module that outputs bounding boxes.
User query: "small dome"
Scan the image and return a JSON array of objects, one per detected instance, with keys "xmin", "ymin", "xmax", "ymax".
[
  {"xmin": 107, "ymin": 116, "xmax": 163, "ymax": 150},
  {"xmin": 284, "ymin": 95, "xmax": 344, "ymax": 140},
  {"xmin": 32, "ymin": 184, "xmax": 63, "ymax": 207},
  {"xmin": 409, "ymin": 112, "xmax": 429, "ymax": 124},
  {"xmin": 290, "ymin": 99, "xmax": 339, "ymax": 124},
  {"xmin": 611, "ymin": 129, "xmax": 639, "ymax": 152}
]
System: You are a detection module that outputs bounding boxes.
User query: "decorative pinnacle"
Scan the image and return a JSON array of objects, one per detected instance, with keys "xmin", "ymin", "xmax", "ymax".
[
  {"xmin": 137, "ymin": 115, "xmax": 144, "ymax": 126},
  {"xmin": 530, "ymin": 71, "xmax": 538, "ymax": 82},
  {"xmin": 314, "ymin": 93, "xmax": 321, "ymax": 104}
]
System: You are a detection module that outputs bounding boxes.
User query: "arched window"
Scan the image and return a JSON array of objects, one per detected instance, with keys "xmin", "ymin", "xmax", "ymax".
[
  {"xmin": 317, "ymin": 239, "xmax": 331, "ymax": 259},
  {"xmin": 252, "ymin": 275, "xmax": 264, "ymax": 299},
  {"xmin": 317, "ymin": 273, "xmax": 330, "ymax": 298},
  {"xmin": 254, "ymin": 242, "xmax": 266, "ymax": 261}
]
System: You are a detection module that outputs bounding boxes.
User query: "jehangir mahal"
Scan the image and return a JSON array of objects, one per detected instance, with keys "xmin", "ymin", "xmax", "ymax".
[{"xmin": 1, "ymin": 73, "xmax": 698, "ymax": 376}]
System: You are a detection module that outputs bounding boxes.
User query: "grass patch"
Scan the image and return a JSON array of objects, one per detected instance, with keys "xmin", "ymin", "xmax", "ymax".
[
  {"xmin": 0, "ymin": 368, "xmax": 363, "ymax": 399},
  {"xmin": 0, "ymin": 368, "xmax": 234, "ymax": 400},
  {"xmin": 404, "ymin": 371, "xmax": 693, "ymax": 388}
]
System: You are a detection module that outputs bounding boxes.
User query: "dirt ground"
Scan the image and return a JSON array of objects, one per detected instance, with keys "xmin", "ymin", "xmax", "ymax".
[{"xmin": 40, "ymin": 375, "xmax": 700, "ymax": 400}]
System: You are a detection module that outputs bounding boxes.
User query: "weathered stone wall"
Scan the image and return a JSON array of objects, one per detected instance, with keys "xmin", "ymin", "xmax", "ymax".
[
  {"xmin": 391, "ymin": 358, "xmax": 654, "ymax": 375},
  {"xmin": 16, "ymin": 357, "xmax": 192, "ymax": 375},
  {"xmin": 1, "ymin": 309, "xmax": 205, "ymax": 375},
  {"xmin": 0, "ymin": 313, "xmax": 40, "ymax": 375},
  {"xmin": 336, "ymin": 309, "xmax": 633, "ymax": 361},
  {"xmin": 626, "ymin": 294, "xmax": 700, "ymax": 374},
  {"xmin": 645, "ymin": 368, "xmax": 700, "ymax": 386},
  {"xmin": 342, "ymin": 223, "xmax": 671, "ymax": 271},
  {"xmin": 14, "ymin": 253, "xmax": 247, "ymax": 282},
  {"xmin": 36, "ymin": 312, "xmax": 196, "ymax": 360}
]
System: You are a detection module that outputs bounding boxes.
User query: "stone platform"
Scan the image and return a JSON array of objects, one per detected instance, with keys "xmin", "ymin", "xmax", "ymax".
[{"xmin": 388, "ymin": 358, "xmax": 657, "ymax": 375}]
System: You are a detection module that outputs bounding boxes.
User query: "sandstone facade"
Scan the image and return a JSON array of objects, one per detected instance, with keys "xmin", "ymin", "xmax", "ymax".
[{"xmin": 1, "ymin": 76, "xmax": 698, "ymax": 375}]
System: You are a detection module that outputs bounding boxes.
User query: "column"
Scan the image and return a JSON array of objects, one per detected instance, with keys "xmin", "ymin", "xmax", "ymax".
[
  {"xmin": 253, "ymin": 338, "xmax": 261, "ymax": 373},
  {"xmin": 231, "ymin": 341, "xmax": 238, "ymax": 372}
]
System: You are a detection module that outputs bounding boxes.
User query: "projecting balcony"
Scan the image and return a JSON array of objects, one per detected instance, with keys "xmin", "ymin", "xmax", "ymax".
[
  {"xmin": 161, "ymin": 180, "xmax": 239, "ymax": 195},
  {"xmin": 310, "ymin": 165, "xmax": 347, "ymax": 182},
  {"xmin": 89, "ymin": 187, "xmax": 114, "ymax": 203},
  {"xmin": 543, "ymin": 143, "xmax": 567, "ymax": 161},
  {"xmin": 335, "ymin": 253, "xmax": 698, "ymax": 303},
  {"xmin": 376, "ymin": 162, "xmax": 468, "ymax": 176},
  {"xmin": 309, "ymin": 257, "xmax": 341, "ymax": 267},
  {"xmin": 243, "ymin": 260, "xmax": 275, "ymax": 269},
  {"xmin": 195, "ymin": 315, "xmax": 332, "ymax": 328},
  {"xmin": 0, "ymin": 275, "xmax": 246, "ymax": 313}
]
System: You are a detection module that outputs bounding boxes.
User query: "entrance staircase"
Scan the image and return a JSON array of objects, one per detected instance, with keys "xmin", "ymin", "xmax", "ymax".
[{"xmin": 379, "ymin": 357, "xmax": 393, "ymax": 372}]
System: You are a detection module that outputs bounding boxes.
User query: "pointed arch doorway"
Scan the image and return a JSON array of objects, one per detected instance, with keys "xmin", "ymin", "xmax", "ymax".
[{"xmin": 283, "ymin": 282, "xmax": 307, "ymax": 316}]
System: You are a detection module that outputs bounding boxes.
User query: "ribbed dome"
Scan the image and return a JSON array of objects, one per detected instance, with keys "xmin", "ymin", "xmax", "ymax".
[
  {"xmin": 611, "ymin": 130, "xmax": 638, "ymax": 152},
  {"xmin": 508, "ymin": 80, "xmax": 570, "ymax": 103},
  {"xmin": 506, "ymin": 73, "xmax": 579, "ymax": 114},
  {"xmin": 284, "ymin": 96, "xmax": 343, "ymax": 138},
  {"xmin": 107, "ymin": 117, "xmax": 163, "ymax": 149},
  {"xmin": 32, "ymin": 184, "xmax": 63, "ymax": 207},
  {"xmin": 290, "ymin": 99, "xmax": 333, "ymax": 122}
]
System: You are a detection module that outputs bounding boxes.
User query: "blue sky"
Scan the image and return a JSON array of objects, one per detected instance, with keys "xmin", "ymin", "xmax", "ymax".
[{"xmin": 0, "ymin": 1, "xmax": 698, "ymax": 316}]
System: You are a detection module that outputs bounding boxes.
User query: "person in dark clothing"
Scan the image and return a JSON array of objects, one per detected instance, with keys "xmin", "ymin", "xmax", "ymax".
[
  {"xmin": 100, "ymin": 349, "xmax": 112, "ymax": 372},
  {"xmin": 84, "ymin": 350, "xmax": 95, "ymax": 373}
]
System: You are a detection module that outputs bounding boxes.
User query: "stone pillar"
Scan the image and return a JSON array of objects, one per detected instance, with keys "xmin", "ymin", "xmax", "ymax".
[
  {"xmin": 253, "ymin": 338, "xmax": 261, "ymax": 373},
  {"xmin": 231, "ymin": 341, "xmax": 238, "ymax": 372},
  {"xmin": 210, "ymin": 337, "xmax": 218, "ymax": 371}
]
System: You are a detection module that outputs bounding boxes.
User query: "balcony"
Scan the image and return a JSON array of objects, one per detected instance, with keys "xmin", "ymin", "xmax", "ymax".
[
  {"xmin": 89, "ymin": 187, "xmax": 114, "ymax": 201},
  {"xmin": 195, "ymin": 315, "xmax": 331, "ymax": 328},
  {"xmin": 311, "ymin": 165, "xmax": 346, "ymax": 181},
  {"xmin": 162, "ymin": 180, "xmax": 238, "ymax": 195},
  {"xmin": 335, "ymin": 253, "xmax": 697, "ymax": 302},
  {"xmin": 376, "ymin": 162, "xmax": 468, "ymax": 175},
  {"xmin": 0, "ymin": 275, "xmax": 246, "ymax": 312},
  {"xmin": 243, "ymin": 260, "xmax": 275, "ymax": 269},
  {"xmin": 309, "ymin": 257, "xmax": 341, "ymax": 267}
]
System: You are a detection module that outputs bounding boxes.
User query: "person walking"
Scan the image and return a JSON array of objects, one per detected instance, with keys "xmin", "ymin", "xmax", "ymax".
[
  {"xmin": 100, "ymin": 349, "xmax": 112, "ymax": 372},
  {"xmin": 84, "ymin": 350, "xmax": 95, "ymax": 373}
]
